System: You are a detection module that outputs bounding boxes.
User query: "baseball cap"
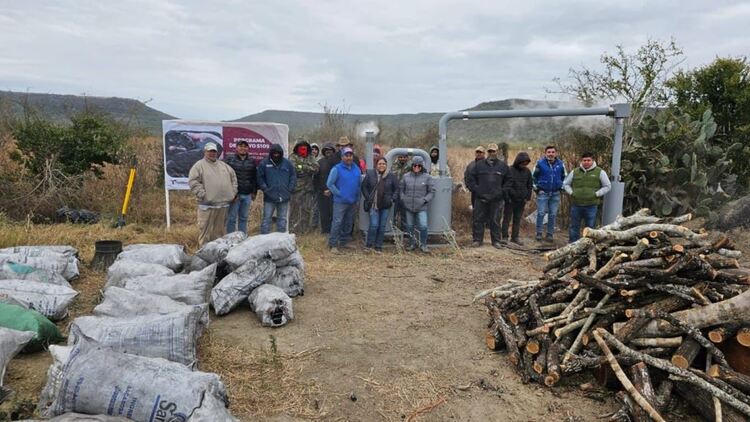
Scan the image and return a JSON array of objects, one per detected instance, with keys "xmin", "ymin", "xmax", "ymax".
[
  {"xmin": 337, "ymin": 136, "xmax": 351, "ymax": 146},
  {"xmin": 237, "ymin": 140, "xmax": 249, "ymax": 146},
  {"xmin": 475, "ymin": 146, "xmax": 486, "ymax": 153},
  {"xmin": 487, "ymin": 143, "xmax": 498, "ymax": 152},
  {"xmin": 341, "ymin": 147, "xmax": 354, "ymax": 155},
  {"xmin": 204, "ymin": 143, "xmax": 218, "ymax": 151}
]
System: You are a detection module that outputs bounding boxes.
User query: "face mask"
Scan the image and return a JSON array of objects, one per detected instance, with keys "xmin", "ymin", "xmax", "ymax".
[{"xmin": 297, "ymin": 146, "xmax": 308, "ymax": 158}]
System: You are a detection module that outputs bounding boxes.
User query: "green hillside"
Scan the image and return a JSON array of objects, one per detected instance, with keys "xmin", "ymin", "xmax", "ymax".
[{"xmin": 0, "ymin": 91, "xmax": 175, "ymax": 135}]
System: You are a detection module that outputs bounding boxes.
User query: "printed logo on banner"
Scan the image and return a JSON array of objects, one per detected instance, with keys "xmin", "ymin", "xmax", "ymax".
[{"xmin": 222, "ymin": 126, "xmax": 272, "ymax": 163}]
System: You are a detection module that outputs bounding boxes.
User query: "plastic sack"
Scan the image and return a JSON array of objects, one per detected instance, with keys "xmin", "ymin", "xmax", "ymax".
[
  {"xmin": 224, "ymin": 233, "xmax": 296, "ymax": 269},
  {"xmin": 68, "ymin": 307, "xmax": 205, "ymax": 367},
  {"xmin": 0, "ymin": 327, "xmax": 35, "ymax": 384},
  {"xmin": 0, "ymin": 245, "xmax": 78, "ymax": 258},
  {"xmin": 0, "ymin": 279, "xmax": 78, "ymax": 321},
  {"xmin": 123, "ymin": 264, "xmax": 216, "ymax": 305},
  {"xmin": 117, "ymin": 244, "xmax": 189, "ymax": 272},
  {"xmin": 187, "ymin": 254, "xmax": 211, "ymax": 272},
  {"xmin": 0, "ymin": 302, "xmax": 64, "ymax": 351},
  {"xmin": 39, "ymin": 340, "xmax": 234, "ymax": 421},
  {"xmin": 248, "ymin": 284, "xmax": 293, "ymax": 327},
  {"xmin": 0, "ymin": 253, "xmax": 76, "ymax": 281},
  {"xmin": 211, "ymin": 258, "xmax": 275, "ymax": 316},
  {"xmin": 0, "ymin": 261, "xmax": 72, "ymax": 288},
  {"xmin": 104, "ymin": 260, "xmax": 174, "ymax": 289},
  {"xmin": 94, "ymin": 287, "xmax": 209, "ymax": 335},
  {"xmin": 269, "ymin": 266, "xmax": 304, "ymax": 297},
  {"xmin": 0, "ymin": 247, "xmax": 80, "ymax": 280},
  {"xmin": 19, "ymin": 413, "xmax": 133, "ymax": 421},
  {"xmin": 196, "ymin": 231, "xmax": 248, "ymax": 264},
  {"xmin": 273, "ymin": 249, "xmax": 305, "ymax": 271}
]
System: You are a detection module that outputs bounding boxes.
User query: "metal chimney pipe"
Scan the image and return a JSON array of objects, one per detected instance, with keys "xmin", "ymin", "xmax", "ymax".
[{"xmin": 365, "ymin": 131, "xmax": 375, "ymax": 169}]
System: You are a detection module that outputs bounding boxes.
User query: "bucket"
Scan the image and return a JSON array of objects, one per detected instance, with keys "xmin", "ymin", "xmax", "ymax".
[{"xmin": 91, "ymin": 240, "xmax": 122, "ymax": 271}]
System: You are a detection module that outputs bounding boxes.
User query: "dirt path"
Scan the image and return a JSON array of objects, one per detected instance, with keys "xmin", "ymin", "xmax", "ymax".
[{"xmin": 3, "ymin": 234, "xmax": 619, "ymax": 421}]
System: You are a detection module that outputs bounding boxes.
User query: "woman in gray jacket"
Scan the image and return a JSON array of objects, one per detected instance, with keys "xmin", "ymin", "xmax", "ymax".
[{"xmin": 399, "ymin": 156, "xmax": 435, "ymax": 252}]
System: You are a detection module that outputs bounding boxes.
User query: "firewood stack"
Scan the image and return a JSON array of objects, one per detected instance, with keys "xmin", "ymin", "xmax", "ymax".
[{"xmin": 479, "ymin": 209, "xmax": 750, "ymax": 421}]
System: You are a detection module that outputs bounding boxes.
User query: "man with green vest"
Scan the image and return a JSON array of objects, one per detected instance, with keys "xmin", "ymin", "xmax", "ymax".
[{"xmin": 563, "ymin": 152, "xmax": 611, "ymax": 243}]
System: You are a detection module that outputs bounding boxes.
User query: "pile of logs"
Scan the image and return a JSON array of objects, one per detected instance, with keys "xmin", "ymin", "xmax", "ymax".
[{"xmin": 478, "ymin": 209, "xmax": 750, "ymax": 421}]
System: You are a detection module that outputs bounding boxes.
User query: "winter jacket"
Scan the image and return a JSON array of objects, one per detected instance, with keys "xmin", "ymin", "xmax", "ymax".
[
  {"xmin": 327, "ymin": 161, "xmax": 362, "ymax": 204},
  {"xmin": 399, "ymin": 170, "xmax": 435, "ymax": 212},
  {"xmin": 315, "ymin": 143, "xmax": 337, "ymax": 192},
  {"xmin": 188, "ymin": 158, "xmax": 238, "ymax": 206},
  {"xmin": 563, "ymin": 162, "xmax": 612, "ymax": 206},
  {"xmin": 503, "ymin": 152, "xmax": 533, "ymax": 202},
  {"xmin": 466, "ymin": 157, "xmax": 509, "ymax": 202},
  {"xmin": 532, "ymin": 158, "xmax": 567, "ymax": 193},
  {"xmin": 257, "ymin": 144, "xmax": 297, "ymax": 203},
  {"xmin": 361, "ymin": 169, "xmax": 399, "ymax": 211},
  {"xmin": 463, "ymin": 158, "xmax": 482, "ymax": 192},
  {"xmin": 429, "ymin": 145, "xmax": 451, "ymax": 177},
  {"xmin": 332, "ymin": 149, "xmax": 365, "ymax": 172},
  {"xmin": 223, "ymin": 153, "xmax": 257, "ymax": 195},
  {"xmin": 290, "ymin": 139, "xmax": 319, "ymax": 193}
]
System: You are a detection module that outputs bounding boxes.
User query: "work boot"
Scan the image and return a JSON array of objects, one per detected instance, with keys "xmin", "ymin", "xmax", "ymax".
[
  {"xmin": 511, "ymin": 238, "xmax": 524, "ymax": 246},
  {"xmin": 471, "ymin": 241, "xmax": 482, "ymax": 248},
  {"xmin": 329, "ymin": 247, "xmax": 340, "ymax": 254},
  {"xmin": 545, "ymin": 234, "xmax": 554, "ymax": 243},
  {"xmin": 420, "ymin": 245, "xmax": 429, "ymax": 253},
  {"xmin": 406, "ymin": 243, "xmax": 416, "ymax": 251},
  {"xmin": 500, "ymin": 236, "xmax": 508, "ymax": 245},
  {"xmin": 492, "ymin": 242, "xmax": 503, "ymax": 249},
  {"xmin": 535, "ymin": 233, "xmax": 542, "ymax": 241}
]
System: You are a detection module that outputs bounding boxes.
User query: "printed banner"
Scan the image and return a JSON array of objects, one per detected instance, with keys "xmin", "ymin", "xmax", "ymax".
[{"xmin": 162, "ymin": 120, "xmax": 289, "ymax": 190}]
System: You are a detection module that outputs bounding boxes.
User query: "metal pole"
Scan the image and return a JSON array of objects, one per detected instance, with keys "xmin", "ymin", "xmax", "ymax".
[
  {"xmin": 165, "ymin": 188, "xmax": 171, "ymax": 230},
  {"xmin": 365, "ymin": 131, "xmax": 375, "ymax": 169}
]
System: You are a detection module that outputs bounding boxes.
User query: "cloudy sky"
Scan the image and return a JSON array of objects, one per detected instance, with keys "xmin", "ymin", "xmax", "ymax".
[{"xmin": 0, "ymin": 1, "xmax": 747, "ymax": 119}]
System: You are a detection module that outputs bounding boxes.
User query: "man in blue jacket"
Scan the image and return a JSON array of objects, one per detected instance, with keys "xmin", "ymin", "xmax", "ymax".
[
  {"xmin": 326, "ymin": 147, "xmax": 361, "ymax": 253},
  {"xmin": 257, "ymin": 144, "xmax": 297, "ymax": 234},
  {"xmin": 531, "ymin": 145, "xmax": 567, "ymax": 243}
]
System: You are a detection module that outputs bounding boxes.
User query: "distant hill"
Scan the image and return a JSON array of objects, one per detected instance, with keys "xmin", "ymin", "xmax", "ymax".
[
  {"xmin": 0, "ymin": 91, "xmax": 175, "ymax": 135},
  {"xmin": 236, "ymin": 98, "xmax": 607, "ymax": 146}
]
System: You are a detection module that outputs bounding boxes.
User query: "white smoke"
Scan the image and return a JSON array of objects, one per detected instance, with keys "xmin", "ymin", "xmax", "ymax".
[{"xmin": 356, "ymin": 121, "xmax": 380, "ymax": 138}]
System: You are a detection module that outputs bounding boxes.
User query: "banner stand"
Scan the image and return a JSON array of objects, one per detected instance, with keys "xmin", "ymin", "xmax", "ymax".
[{"xmin": 165, "ymin": 188, "xmax": 172, "ymax": 230}]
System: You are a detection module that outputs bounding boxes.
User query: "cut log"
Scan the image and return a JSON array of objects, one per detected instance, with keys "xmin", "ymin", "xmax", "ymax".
[
  {"xmin": 630, "ymin": 362, "xmax": 659, "ymax": 422},
  {"xmin": 709, "ymin": 325, "xmax": 740, "ymax": 344},
  {"xmin": 630, "ymin": 238, "xmax": 651, "ymax": 261},
  {"xmin": 671, "ymin": 338, "xmax": 701, "ymax": 369},
  {"xmin": 564, "ymin": 293, "xmax": 612, "ymax": 362},
  {"xmin": 614, "ymin": 296, "xmax": 688, "ymax": 343},
  {"xmin": 637, "ymin": 289, "xmax": 750, "ymax": 337},
  {"xmin": 526, "ymin": 339, "xmax": 541, "ymax": 355},
  {"xmin": 736, "ymin": 327, "xmax": 750, "ymax": 347},
  {"xmin": 540, "ymin": 302, "xmax": 568, "ymax": 317},
  {"xmin": 717, "ymin": 248, "xmax": 742, "ymax": 258},
  {"xmin": 584, "ymin": 224, "xmax": 707, "ymax": 242},
  {"xmin": 544, "ymin": 238, "xmax": 594, "ymax": 262},
  {"xmin": 674, "ymin": 382, "xmax": 746, "ymax": 422},
  {"xmin": 490, "ymin": 308, "xmax": 520, "ymax": 366},
  {"xmin": 710, "ymin": 364, "xmax": 750, "ymax": 395},
  {"xmin": 630, "ymin": 337, "xmax": 682, "ymax": 348},
  {"xmin": 591, "ymin": 330, "xmax": 666, "ymax": 422}
]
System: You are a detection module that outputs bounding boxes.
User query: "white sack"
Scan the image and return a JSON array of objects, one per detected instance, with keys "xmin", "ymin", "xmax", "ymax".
[
  {"xmin": 68, "ymin": 308, "xmax": 204, "ymax": 367},
  {"xmin": 105, "ymin": 260, "xmax": 173, "ymax": 289},
  {"xmin": 196, "ymin": 231, "xmax": 248, "ymax": 264},
  {"xmin": 0, "ymin": 261, "xmax": 71, "ymax": 288},
  {"xmin": 0, "ymin": 245, "xmax": 78, "ymax": 258},
  {"xmin": 19, "ymin": 413, "xmax": 133, "ymax": 421},
  {"xmin": 39, "ymin": 340, "xmax": 233, "ymax": 421},
  {"xmin": 117, "ymin": 244, "xmax": 189, "ymax": 272},
  {"xmin": 210, "ymin": 258, "xmax": 275, "ymax": 316},
  {"xmin": 269, "ymin": 266, "xmax": 304, "ymax": 297},
  {"xmin": 123, "ymin": 264, "xmax": 216, "ymax": 305},
  {"xmin": 0, "ymin": 327, "xmax": 35, "ymax": 384},
  {"xmin": 187, "ymin": 255, "xmax": 211, "ymax": 272},
  {"xmin": 0, "ymin": 254, "xmax": 76, "ymax": 281},
  {"xmin": 248, "ymin": 284, "xmax": 293, "ymax": 327},
  {"xmin": 94, "ymin": 287, "xmax": 209, "ymax": 335},
  {"xmin": 273, "ymin": 249, "xmax": 305, "ymax": 271},
  {"xmin": 0, "ymin": 248, "xmax": 79, "ymax": 281},
  {"xmin": 224, "ymin": 233, "xmax": 296, "ymax": 269},
  {"xmin": 0, "ymin": 279, "xmax": 78, "ymax": 321}
]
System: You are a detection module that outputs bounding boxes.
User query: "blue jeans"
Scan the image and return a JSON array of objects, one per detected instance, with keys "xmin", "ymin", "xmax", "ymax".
[
  {"xmin": 226, "ymin": 194, "xmax": 252, "ymax": 234},
  {"xmin": 367, "ymin": 208, "xmax": 390, "ymax": 249},
  {"xmin": 405, "ymin": 210, "xmax": 428, "ymax": 248},
  {"xmin": 536, "ymin": 191, "xmax": 561, "ymax": 236},
  {"xmin": 569, "ymin": 204, "xmax": 598, "ymax": 243},
  {"xmin": 261, "ymin": 201, "xmax": 289, "ymax": 234},
  {"xmin": 329, "ymin": 202, "xmax": 357, "ymax": 247}
]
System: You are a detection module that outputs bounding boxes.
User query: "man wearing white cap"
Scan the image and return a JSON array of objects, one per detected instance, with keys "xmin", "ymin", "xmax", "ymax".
[{"xmin": 188, "ymin": 142, "xmax": 238, "ymax": 245}]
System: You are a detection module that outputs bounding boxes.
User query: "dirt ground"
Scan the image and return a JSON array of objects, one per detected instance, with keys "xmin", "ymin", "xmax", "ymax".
[{"xmin": 2, "ymin": 230, "xmax": 623, "ymax": 421}]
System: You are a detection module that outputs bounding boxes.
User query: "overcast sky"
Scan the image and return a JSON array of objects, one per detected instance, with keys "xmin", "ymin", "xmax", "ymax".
[{"xmin": 1, "ymin": 1, "xmax": 747, "ymax": 120}]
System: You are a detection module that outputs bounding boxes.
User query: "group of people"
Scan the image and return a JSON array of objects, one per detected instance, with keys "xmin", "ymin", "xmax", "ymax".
[{"xmin": 187, "ymin": 139, "xmax": 611, "ymax": 250}]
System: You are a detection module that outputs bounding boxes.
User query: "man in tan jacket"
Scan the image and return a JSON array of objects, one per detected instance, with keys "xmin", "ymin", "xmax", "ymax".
[{"xmin": 188, "ymin": 143, "xmax": 238, "ymax": 245}]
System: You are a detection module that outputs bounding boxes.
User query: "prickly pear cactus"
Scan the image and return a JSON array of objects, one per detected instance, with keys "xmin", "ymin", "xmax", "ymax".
[{"xmin": 622, "ymin": 110, "xmax": 739, "ymax": 217}]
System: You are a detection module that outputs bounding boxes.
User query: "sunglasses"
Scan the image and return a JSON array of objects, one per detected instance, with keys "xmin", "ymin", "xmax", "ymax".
[{"xmin": 413, "ymin": 164, "xmax": 423, "ymax": 167}]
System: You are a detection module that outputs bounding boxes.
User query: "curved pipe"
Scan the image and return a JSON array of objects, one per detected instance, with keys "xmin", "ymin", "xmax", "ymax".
[
  {"xmin": 383, "ymin": 148, "xmax": 431, "ymax": 174},
  {"xmin": 437, "ymin": 106, "xmax": 614, "ymax": 176}
]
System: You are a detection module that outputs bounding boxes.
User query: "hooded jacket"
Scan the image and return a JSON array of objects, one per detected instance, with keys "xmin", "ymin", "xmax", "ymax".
[
  {"xmin": 290, "ymin": 139, "xmax": 319, "ymax": 193},
  {"xmin": 466, "ymin": 156, "xmax": 509, "ymax": 202},
  {"xmin": 326, "ymin": 159, "xmax": 362, "ymax": 205},
  {"xmin": 315, "ymin": 143, "xmax": 337, "ymax": 192},
  {"xmin": 399, "ymin": 159, "xmax": 435, "ymax": 212},
  {"xmin": 503, "ymin": 152, "xmax": 533, "ymax": 202},
  {"xmin": 361, "ymin": 168, "xmax": 399, "ymax": 211},
  {"xmin": 257, "ymin": 144, "xmax": 297, "ymax": 203},
  {"xmin": 428, "ymin": 145, "xmax": 451, "ymax": 177},
  {"xmin": 223, "ymin": 151, "xmax": 257, "ymax": 195},
  {"xmin": 563, "ymin": 161, "xmax": 612, "ymax": 206}
]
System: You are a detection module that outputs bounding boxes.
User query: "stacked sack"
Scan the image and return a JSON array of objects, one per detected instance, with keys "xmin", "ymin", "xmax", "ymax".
[
  {"xmin": 35, "ymin": 243, "xmax": 238, "ymax": 421},
  {"xmin": 0, "ymin": 246, "xmax": 78, "ymax": 397},
  {"xmin": 206, "ymin": 232, "xmax": 304, "ymax": 327}
]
